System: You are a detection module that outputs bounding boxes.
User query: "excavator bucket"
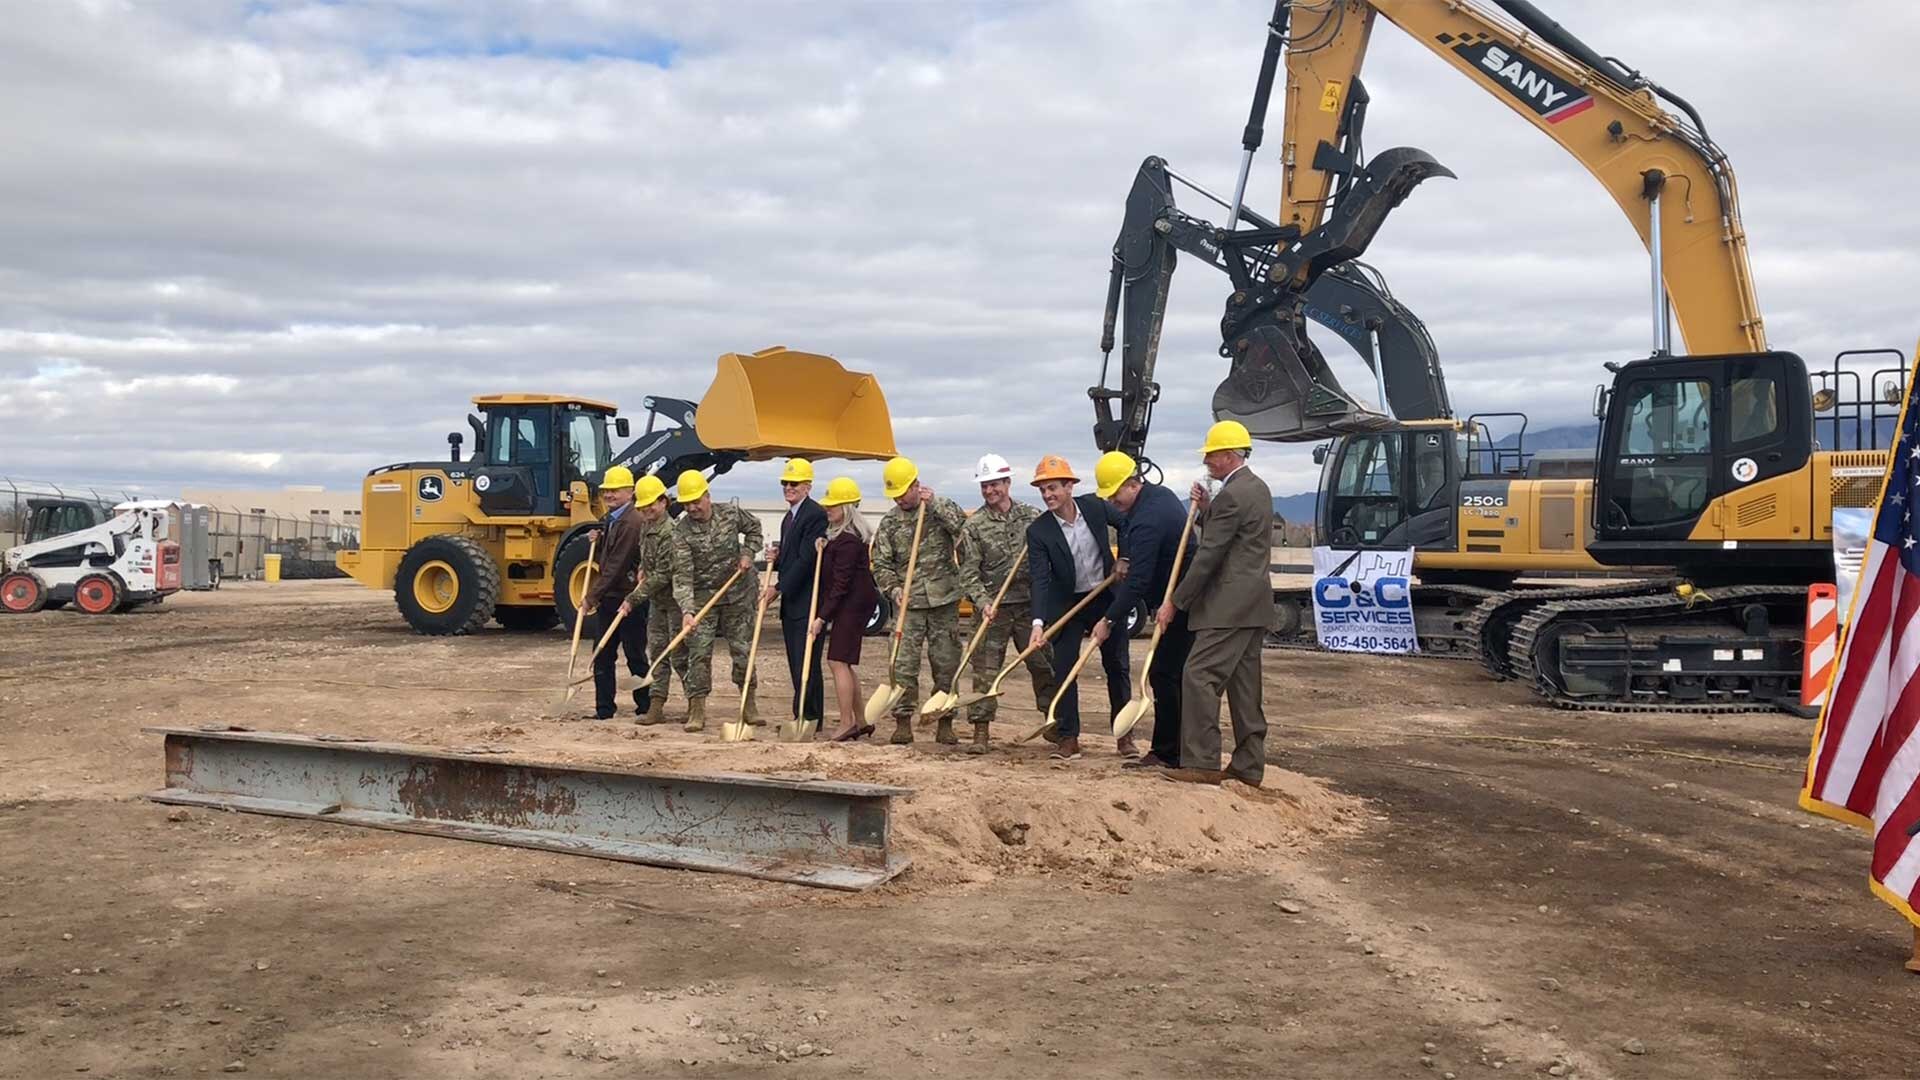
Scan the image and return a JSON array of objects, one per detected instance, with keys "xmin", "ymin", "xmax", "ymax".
[{"xmin": 693, "ymin": 347, "xmax": 897, "ymax": 462}]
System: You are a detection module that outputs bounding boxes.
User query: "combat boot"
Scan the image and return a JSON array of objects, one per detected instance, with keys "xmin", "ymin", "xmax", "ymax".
[
  {"xmin": 638, "ymin": 694, "xmax": 669, "ymax": 726},
  {"xmin": 743, "ymin": 693, "xmax": 760, "ymax": 726},
  {"xmin": 685, "ymin": 696, "xmax": 708, "ymax": 733},
  {"xmin": 935, "ymin": 716, "xmax": 959, "ymax": 745},
  {"xmin": 890, "ymin": 716, "xmax": 914, "ymax": 744},
  {"xmin": 967, "ymin": 722, "xmax": 991, "ymax": 755}
]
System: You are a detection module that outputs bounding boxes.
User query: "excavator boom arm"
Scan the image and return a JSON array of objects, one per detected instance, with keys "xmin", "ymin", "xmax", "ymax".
[{"xmin": 1280, "ymin": 0, "xmax": 1765, "ymax": 355}]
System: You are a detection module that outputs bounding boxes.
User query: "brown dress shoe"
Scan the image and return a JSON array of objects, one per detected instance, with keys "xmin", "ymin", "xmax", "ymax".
[
  {"xmin": 1048, "ymin": 737, "xmax": 1082, "ymax": 761},
  {"xmin": 1162, "ymin": 767, "xmax": 1224, "ymax": 785},
  {"xmin": 1115, "ymin": 735, "xmax": 1141, "ymax": 760}
]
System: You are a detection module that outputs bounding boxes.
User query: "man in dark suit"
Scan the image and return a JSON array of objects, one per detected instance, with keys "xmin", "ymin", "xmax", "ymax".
[
  {"xmin": 582, "ymin": 465, "xmax": 650, "ymax": 721},
  {"xmin": 1025, "ymin": 454, "xmax": 1129, "ymax": 762},
  {"xmin": 1160, "ymin": 421, "xmax": 1274, "ymax": 787},
  {"xmin": 768, "ymin": 458, "xmax": 828, "ymax": 728},
  {"xmin": 1095, "ymin": 450, "xmax": 1194, "ymax": 769}
]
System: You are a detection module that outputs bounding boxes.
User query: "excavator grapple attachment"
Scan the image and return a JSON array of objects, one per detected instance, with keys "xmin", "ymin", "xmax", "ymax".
[{"xmin": 693, "ymin": 347, "xmax": 898, "ymax": 463}]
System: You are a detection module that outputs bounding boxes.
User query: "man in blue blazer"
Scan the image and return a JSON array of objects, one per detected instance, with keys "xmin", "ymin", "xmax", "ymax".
[
  {"xmin": 1096, "ymin": 450, "xmax": 1194, "ymax": 769},
  {"xmin": 1025, "ymin": 454, "xmax": 1130, "ymax": 761},
  {"xmin": 768, "ymin": 458, "xmax": 829, "ymax": 728}
]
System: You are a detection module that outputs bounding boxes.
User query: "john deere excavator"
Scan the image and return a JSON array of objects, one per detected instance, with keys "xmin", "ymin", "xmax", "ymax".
[
  {"xmin": 1091, "ymin": 0, "xmax": 1899, "ymax": 711},
  {"xmin": 338, "ymin": 347, "xmax": 896, "ymax": 636}
]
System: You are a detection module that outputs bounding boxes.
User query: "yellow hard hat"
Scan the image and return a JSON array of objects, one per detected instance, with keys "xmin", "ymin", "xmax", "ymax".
[
  {"xmin": 600, "ymin": 464, "xmax": 636, "ymax": 491},
  {"xmin": 820, "ymin": 476, "xmax": 862, "ymax": 507},
  {"xmin": 882, "ymin": 456, "xmax": 919, "ymax": 500},
  {"xmin": 779, "ymin": 458, "xmax": 814, "ymax": 484},
  {"xmin": 676, "ymin": 470, "xmax": 710, "ymax": 503},
  {"xmin": 1094, "ymin": 450, "xmax": 1138, "ymax": 499},
  {"xmin": 1200, "ymin": 419, "xmax": 1253, "ymax": 456},
  {"xmin": 634, "ymin": 474, "xmax": 667, "ymax": 506},
  {"xmin": 1030, "ymin": 454, "xmax": 1078, "ymax": 487}
]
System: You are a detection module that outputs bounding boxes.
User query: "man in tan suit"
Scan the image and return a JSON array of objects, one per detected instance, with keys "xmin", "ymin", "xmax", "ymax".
[{"xmin": 1158, "ymin": 420, "xmax": 1272, "ymax": 787}]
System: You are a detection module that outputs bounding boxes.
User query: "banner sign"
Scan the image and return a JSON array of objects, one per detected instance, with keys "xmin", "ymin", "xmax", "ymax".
[{"xmin": 1309, "ymin": 547, "xmax": 1419, "ymax": 654}]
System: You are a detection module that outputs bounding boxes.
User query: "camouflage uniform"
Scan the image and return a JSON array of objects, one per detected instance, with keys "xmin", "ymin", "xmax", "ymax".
[
  {"xmin": 959, "ymin": 501, "xmax": 1056, "ymax": 725},
  {"xmin": 626, "ymin": 515, "xmax": 688, "ymax": 702},
  {"xmin": 671, "ymin": 502, "xmax": 764, "ymax": 702},
  {"xmin": 871, "ymin": 495, "xmax": 968, "ymax": 720}
]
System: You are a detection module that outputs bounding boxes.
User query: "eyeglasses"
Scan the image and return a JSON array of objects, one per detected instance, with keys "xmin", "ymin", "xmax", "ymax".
[{"xmin": 780, "ymin": 481, "xmax": 805, "ymax": 489}]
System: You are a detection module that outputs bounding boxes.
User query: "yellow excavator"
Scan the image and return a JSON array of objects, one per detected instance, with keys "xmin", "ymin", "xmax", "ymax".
[
  {"xmin": 1092, "ymin": 0, "xmax": 1901, "ymax": 710},
  {"xmin": 337, "ymin": 347, "xmax": 895, "ymax": 635}
]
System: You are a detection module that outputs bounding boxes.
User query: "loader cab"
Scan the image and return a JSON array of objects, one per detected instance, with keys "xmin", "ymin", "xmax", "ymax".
[
  {"xmin": 1591, "ymin": 351, "xmax": 1813, "ymax": 571},
  {"xmin": 469, "ymin": 395, "xmax": 620, "ymax": 519},
  {"xmin": 1316, "ymin": 426, "xmax": 1460, "ymax": 551},
  {"xmin": 24, "ymin": 499, "xmax": 103, "ymax": 545}
]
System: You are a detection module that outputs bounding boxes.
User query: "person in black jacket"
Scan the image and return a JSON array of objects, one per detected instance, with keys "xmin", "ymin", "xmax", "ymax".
[
  {"xmin": 1024, "ymin": 454, "xmax": 1130, "ymax": 762},
  {"xmin": 766, "ymin": 458, "xmax": 828, "ymax": 728},
  {"xmin": 1096, "ymin": 450, "xmax": 1194, "ymax": 770}
]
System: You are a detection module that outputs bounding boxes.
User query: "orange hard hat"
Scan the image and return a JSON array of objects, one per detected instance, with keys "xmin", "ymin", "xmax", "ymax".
[{"xmin": 1030, "ymin": 454, "xmax": 1078, "ymax": 486}]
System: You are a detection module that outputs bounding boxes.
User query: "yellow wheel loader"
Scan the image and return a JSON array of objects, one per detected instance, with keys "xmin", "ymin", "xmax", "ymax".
[{"xmin": 336, "ymin": 347, "xmax": 895, "ymax": 636}]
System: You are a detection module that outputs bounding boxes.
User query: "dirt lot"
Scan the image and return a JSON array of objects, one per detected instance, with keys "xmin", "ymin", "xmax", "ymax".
[{"xmin": 3, "ymin": 580, "xmax": 1918, "ymax": 1079}]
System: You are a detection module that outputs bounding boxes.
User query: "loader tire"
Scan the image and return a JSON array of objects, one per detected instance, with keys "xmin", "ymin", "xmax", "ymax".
[
  {"xmin": 395, "ymin": 534, "xmax": 499, "ymax": 636},
  {"xmin": 551, "ymin": 533, "xmax": 595, "ymax": 632},
  {"xmin": 496, "ymin": 605, "xmax": 560, "ymax": 632},
  {"xmin": 1, "ymin": 570, "xmax": 47, "ymax": 614},
  {"xmin": 73, "ymin": 573, "xmax": 124, "ymax": 615},
  {"xmin": 863, "ymin": 592, "xmax": 892, "ymax": 637},
  {"xmin": 1127, "ymin": 598, "xmax": 1153, "ymax": 639}
]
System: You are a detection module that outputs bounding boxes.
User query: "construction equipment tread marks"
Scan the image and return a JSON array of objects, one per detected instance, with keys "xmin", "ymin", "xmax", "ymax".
[
  {"xmin": 73, "ymin": 573, "xmax": 124, "ymax": 615},
  {"xmin": 496, "ymin": 605, "xmax": 561, "ymax": 632},
  {"xmin": 394, "ymin": 534, "xmax": 500, "ymax": 636},
  {"xmin": 550, "ymin": 532, "xmax": 594, "ymax": 632},
  {"xmin": 1508, "ymin": 584, "xmax": 1805, "ymax": 714},
  {"xmin": 1, "ymin": 570, "xmax": 48, "ymax": 614},
  {"xmin": 1462, "ymin": 581, "xmax": 1674, "ymax": 679}
]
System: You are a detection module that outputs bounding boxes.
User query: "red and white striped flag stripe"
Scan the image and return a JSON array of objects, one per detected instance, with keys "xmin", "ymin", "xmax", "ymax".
[{"xmin": 1801, "ymin": 348, "xmax": 1920, "ymax": 926}]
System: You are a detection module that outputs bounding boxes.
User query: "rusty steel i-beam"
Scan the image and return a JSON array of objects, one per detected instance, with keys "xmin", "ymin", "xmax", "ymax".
[{"xmin": 144, "ymin": 727, "xmax": 911, "ymax": 891}]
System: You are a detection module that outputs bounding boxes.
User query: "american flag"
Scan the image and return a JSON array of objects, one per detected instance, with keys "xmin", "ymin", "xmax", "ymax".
[{"xmin": 1802, "ymin": 357, "xmax": 1920, "ymax": 926}]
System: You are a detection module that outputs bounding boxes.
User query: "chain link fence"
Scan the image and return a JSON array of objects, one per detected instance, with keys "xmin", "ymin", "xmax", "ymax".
[{"xmin": 1, "ymin": 477, "xmax": 360, "ymax": 582}]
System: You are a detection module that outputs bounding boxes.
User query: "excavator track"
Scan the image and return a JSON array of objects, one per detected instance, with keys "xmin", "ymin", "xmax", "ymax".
[
  {"xmin": 1461, "ymin": 580, "xmax": 1678, "ymax": 680},
  {"xmin": 1506, "ymin": 584, "xmax": 1807, "ymax": 714}
]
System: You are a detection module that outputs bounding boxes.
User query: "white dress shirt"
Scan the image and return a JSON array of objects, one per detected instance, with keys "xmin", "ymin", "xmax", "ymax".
[{"xmin": 1056, "ymin": 506, "xmax": 1104, "ymax": 593}]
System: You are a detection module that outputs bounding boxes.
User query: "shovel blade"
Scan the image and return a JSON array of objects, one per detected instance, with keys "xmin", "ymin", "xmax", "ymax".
[
  {"xmin": 778, "ymin": 720, "xmax": 814, "ymax": 743},
  {"xmin": 719, "ymin": 721, "xmax": 753, "ymax": 743},
  {"xmin": 1112, "ymin": 697, "xmax": 1149, "ymax": 741},
  {"xmin": 864, "ymin": 685, "xmax": 903, "ymax": 726},
  {"xmin": 919, "ymin": 692, "xmax": 954, "ymax": 717},
  {"xmin": 949, "ymin": 690, "xmax": 993, "ymax": 710}
]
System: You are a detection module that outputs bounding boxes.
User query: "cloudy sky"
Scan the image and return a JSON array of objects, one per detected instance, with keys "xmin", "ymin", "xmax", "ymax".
[{"xmin": 1, "ymin": 0, "xmax": 1914, "ymax": 507}]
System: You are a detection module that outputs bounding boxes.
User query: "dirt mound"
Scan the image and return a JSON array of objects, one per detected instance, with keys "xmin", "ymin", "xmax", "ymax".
[{"xmin": 531, "ymin": 732, "xmax": 1365, "ymax": 894}]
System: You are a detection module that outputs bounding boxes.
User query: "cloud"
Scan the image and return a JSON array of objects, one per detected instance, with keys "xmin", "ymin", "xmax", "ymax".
[{"xmin": 1, "ymin": 0, "xmax": 1915, "ymax": 509}]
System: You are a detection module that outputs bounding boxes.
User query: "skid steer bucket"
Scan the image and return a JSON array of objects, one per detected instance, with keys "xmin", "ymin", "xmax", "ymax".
[{"xmin": 694, "ymin": 347, "xmax": 897, "ymax": 462}]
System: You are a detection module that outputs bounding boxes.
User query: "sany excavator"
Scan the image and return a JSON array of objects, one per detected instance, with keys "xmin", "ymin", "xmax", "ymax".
[
  {"xmin": 1091, "ymin": 0, "xmax": 1901, "ymax": 712},
  {"xmin": 338, "ymin": 347, "xmax": 896, "ymax": 636}
]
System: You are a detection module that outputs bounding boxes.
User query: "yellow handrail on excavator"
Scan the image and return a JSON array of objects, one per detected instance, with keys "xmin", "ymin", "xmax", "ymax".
[{"xmin": 1274, "ymin": 0, "xmax": 1766, "ymax": 357}]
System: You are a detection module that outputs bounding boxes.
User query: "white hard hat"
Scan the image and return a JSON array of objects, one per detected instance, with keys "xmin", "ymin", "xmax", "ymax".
[{"xmin": 973, "ymin": 453, "xmax": 1014, "ymax": 483}]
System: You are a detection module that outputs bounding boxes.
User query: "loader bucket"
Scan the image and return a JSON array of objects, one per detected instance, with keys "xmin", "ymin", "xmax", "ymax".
[{"xmin": 694, "ymin": 347, "xmax": 897, "ymax": 462}]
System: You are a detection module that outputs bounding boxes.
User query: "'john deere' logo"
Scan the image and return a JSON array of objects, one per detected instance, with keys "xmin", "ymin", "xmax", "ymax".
[{"xmin": 418, "ymin": 476, "xmax": 444, "ymax": 502}]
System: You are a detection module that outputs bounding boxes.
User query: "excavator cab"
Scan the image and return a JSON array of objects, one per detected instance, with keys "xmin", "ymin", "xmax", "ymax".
[
  {"xmin": 1590, "ymin": 351, "xmax": 1815, "ymax": 575},
  {"xmin": 1316, "ymin": 423, "xmax": 1462, "ymax": 551}
]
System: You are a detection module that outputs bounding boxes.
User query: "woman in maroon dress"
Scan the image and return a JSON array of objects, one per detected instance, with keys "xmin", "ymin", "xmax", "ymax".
[{"xmin": 813, "ymin": 477, "xmax": 880, "ymax": 741}]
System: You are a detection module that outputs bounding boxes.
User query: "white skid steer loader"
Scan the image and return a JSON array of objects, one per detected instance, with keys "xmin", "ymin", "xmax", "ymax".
[{"xmin": 1, "ymin": 503, "xmax": 182, "ymax": 614}]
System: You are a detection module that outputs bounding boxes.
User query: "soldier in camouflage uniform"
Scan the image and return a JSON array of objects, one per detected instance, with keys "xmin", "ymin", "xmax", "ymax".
[
  {"xmin": 669, "ymin": 471, "xmax": 763, "ymax": 732},
  {"xmin": 870, "ymin": 456, "xmax": 968, "ymax": 745},
  {"xmin": 958, "ymin": 453, "xmax": 1056, "ymax": 754},
  {"xmin": 620, "ymin": 479, "xmax": 683, "ymax": 726}
]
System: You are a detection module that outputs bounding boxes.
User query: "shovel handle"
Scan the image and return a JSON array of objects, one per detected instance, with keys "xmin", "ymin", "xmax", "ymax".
[
  {"xmin": 795, "ymin": 536, "xmax": 827, "ymax": 720},
  {"xmin": 945, "ymin": 547, "xmax": 1026, "ymax": 700},
  {"xmin": 1137, "ymin": 501, "xmax": 1201, "ymax": 698},
  {"xmin": 623, "ymin": 563, "xmax": 749, "ymax": 685},
  {"xmin": 883, "ymin": 500, "xmax": 928, "ymax": 670},
  {"xmin": 567, "ymin": 606, "xmax": 628, "ymax": 685},
  {"xmin": 563, "ymin": 536, "xmax": 599, "ymax": 685},
  {"xmin": 1043, "ymin": 635, "xmax": 1101, "ymax": 724},
  {"xmin": 987, "ymin": 569, "xmax": 1119, "ymax": 694},
  {"xmin": 736, "ymin": 564, "xmax": 777, "ymax": 721}
]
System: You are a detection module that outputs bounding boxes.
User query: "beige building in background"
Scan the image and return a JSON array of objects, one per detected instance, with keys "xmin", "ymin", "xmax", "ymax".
[{"xmin": 179, "ymin": 485, "xmax": 363, "ymax": 524}]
